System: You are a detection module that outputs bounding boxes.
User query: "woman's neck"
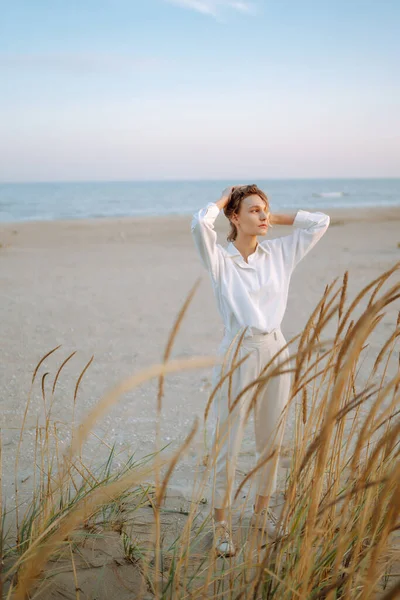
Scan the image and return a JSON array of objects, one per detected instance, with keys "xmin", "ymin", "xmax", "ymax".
[{"xmin": 233, "ymin": 236, "xmax": 258, "ymax": 263}]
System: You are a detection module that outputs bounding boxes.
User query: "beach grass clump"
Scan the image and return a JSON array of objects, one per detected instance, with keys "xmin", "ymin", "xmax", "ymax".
[{"xmin": 1, "ymin": 263, "xmax": 399, "ymax": 599}]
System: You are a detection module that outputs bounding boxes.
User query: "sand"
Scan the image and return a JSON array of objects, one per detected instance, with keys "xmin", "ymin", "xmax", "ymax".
[{"xmin": 1, "ymin": 205, "xmax": 399, "ymax": 513}]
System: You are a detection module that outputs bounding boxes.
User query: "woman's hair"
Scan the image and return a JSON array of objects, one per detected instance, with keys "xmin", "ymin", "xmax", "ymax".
[{"xmin": 223, "ymin": 184, "xmax": 271, "ymax": 242}]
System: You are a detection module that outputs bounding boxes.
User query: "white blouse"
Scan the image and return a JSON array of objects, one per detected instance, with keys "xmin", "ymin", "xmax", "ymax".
[{"xmin": 191, "ymin": 202, "xmax": 330, "ymax": 339}]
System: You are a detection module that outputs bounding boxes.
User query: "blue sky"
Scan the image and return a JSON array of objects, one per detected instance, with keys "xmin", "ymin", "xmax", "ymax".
[{"xmin": 1, "ymin": 0, "xmax": 399, "ymax": 181}]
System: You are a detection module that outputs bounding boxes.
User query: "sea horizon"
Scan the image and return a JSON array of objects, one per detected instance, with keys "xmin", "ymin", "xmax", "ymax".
[{"xmin": 1, "ymin": 178, "xmax": 399, "ymax": 224}]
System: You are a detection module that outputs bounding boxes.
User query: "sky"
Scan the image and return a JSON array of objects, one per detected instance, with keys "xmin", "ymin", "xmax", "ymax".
[{"xmin": 1, "ymin": 0, "xmax": 399, "ymax": 182}]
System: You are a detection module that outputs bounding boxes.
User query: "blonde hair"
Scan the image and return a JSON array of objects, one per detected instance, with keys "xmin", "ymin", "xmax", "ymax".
[{"xmin": 223, "ymin": 184, "xmax": 271, "ymax": 242}]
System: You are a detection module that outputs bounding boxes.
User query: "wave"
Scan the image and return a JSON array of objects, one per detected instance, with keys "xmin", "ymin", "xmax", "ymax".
[{"xmin": 312, "ymin": 191, "xmax": 349, "ymax": 198}]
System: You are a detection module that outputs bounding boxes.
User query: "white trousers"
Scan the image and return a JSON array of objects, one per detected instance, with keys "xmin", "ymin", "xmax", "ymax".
[{"xmin": 209, "ymin": 327, "xmax": 292, "ymax": 510}]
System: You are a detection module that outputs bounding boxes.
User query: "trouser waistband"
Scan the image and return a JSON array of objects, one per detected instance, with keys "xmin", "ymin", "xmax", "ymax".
[{"xmin": 222, "ymin": 327, "xmax": 281, "ymax": 344}]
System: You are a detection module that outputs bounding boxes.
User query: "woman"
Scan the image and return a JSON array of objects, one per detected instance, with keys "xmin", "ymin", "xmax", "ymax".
[{"xmin": 191, "ymin": 184, "xmax": 330, "ymax": 556}]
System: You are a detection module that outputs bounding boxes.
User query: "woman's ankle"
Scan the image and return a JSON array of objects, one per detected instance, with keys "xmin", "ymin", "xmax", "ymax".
[
  {"xmin": 254, "ymin": 494, "xmax": 271, "ymax": 513},
  {"xmin": 214, "ymin": 508, "xmax": 227, "ymax": 523}
]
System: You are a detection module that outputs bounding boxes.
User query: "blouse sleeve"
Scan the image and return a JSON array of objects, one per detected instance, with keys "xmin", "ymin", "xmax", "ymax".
[
  {"xmin": 279, "ymin": 209, "xmax": 330, "ymax": 273},
  {"xmin": 191, "ymin": 202, "xmax": 221, "ymax": 282}
]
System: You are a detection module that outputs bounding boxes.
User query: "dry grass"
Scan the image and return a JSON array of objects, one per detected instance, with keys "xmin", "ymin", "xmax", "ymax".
[{"xmin": 1, "ymin": 262, "xmax": 399, "ymax": 599}]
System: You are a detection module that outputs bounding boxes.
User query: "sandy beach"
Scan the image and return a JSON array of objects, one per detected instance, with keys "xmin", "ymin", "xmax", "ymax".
[{"xmin": 1, "ymin": 205, "xmax": 399, "ymax": 509}]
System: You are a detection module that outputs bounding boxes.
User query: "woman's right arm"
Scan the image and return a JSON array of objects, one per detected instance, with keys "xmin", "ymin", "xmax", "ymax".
[{"xmin": 190, "ymin": 186, "xmax": 234, "ymax": 281}]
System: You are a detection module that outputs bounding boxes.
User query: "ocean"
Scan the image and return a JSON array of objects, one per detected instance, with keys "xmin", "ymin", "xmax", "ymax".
[{"xmin": 0, "ymin": 179, "xmax": 399, "ymax": 223}]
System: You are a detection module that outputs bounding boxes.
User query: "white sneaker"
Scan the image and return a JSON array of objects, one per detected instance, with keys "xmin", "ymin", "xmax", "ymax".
[
  {"xmin": 250, "ymin": 505, "xmax": 288, "ymax": 539},
  {"xmin": 213, "ymin": 520, "xmax": 236, "ymax": 557}
]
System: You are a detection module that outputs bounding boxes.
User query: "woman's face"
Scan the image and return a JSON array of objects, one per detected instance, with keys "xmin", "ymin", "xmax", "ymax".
[{"xmin": 231, "ymin": 194, "xmax": 270, "ymax": 237}]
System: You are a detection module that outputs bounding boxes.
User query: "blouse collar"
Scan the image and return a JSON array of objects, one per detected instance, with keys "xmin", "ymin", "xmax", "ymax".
[{"xmin": 225, "ymin": 240, "xmax": 271, "ymax": 258}]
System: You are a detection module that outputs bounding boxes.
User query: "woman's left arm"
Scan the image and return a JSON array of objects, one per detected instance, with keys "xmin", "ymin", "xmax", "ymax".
[{"xmin": 271, "ymin": 210, "xmax": 330, "ymax": 272}]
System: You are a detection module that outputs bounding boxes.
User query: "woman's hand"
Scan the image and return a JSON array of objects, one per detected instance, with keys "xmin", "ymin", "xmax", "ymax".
[{"xmin": 216, "ymin": 184, "xmax": 246, "ymax": 210}]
